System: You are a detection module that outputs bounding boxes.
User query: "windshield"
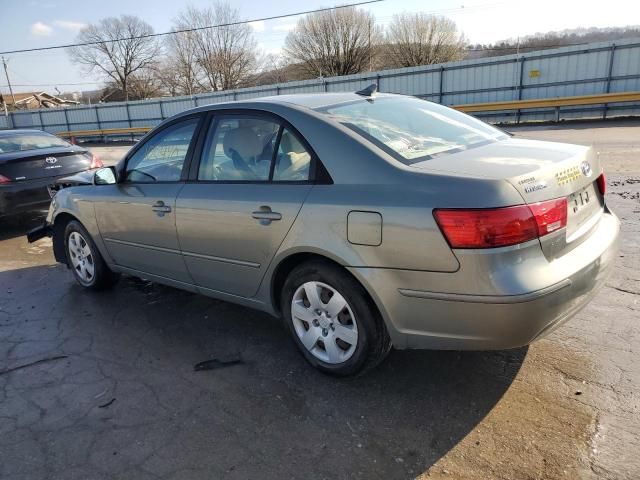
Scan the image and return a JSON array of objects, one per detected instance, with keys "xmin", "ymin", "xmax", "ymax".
[
  {"xmin": 318, "ymin": 96, "xmax": 508, "ymax": 165},
  {"xmin": 0, "ymin": 131, "xmax": 71, "ymax": 154}
]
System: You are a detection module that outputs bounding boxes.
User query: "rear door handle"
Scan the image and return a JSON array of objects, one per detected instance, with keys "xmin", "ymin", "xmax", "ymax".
[
  {"xmin": 151, "ymin": 200, "xmax": 172, "ymax": 215},
  {"xmin": 252, "ymin": 206, "xmax": 282, "ymax": 224}
]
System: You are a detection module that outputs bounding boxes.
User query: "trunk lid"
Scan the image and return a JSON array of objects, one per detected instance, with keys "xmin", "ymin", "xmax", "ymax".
[
  {"xmin": 412, "ymin": 137, "xmax": 604, "ymax": 255},
  {"xmin": 0, "ymin": 146, "xmax": 92, "ymax": 182}
]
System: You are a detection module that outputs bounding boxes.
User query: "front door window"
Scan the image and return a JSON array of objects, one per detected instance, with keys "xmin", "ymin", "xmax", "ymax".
[{"xmin": 125, "ymin": 118, "xmax": 199, "ymax": 183}]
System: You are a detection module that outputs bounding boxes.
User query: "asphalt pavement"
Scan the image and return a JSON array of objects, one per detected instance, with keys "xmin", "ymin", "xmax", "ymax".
[{"xmin": 0, "ymin": 120, "xmax": 638, "ymax": 479}]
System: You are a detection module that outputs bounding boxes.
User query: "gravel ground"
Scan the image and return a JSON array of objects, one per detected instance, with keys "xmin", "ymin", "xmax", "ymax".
[{"xmin": 0, "ymin": 121, "xmax": 638, "ymax": 479}]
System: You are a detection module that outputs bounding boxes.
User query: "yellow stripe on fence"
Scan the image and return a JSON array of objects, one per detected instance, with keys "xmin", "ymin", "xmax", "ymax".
[
  {"xmin": 453, "ymin": 91, "xmax": 640, "ymax": 113},
  {"xmin": 57, "ymin": 127, "xmax": 152, "ymax": 138}
]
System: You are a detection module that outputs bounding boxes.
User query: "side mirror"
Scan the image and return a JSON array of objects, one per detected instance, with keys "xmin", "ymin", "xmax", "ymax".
[{"xmin": 93, "ymin": 166, "xmax": 117, "ymax": 185}]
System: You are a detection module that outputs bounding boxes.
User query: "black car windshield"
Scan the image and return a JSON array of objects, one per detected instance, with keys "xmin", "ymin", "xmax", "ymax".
[
  {"xmin": 318, "ymin": 96, "xmax": 508, "ymax": 165},
  {"xmin": 0, "ymin": 131, "xmax": 71, "ymax": 154}
]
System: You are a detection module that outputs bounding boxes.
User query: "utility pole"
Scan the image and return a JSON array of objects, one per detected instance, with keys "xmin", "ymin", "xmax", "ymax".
[
  {"xmin": 2, "ymin": 56, "xmax": 17, "ymax": 109},
  {"xmin": 368, "ymin": 20, "xmax": 372, "ymax": 72}
]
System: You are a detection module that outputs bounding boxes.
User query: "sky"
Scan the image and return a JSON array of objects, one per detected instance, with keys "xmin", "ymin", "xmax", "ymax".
[{"xmin": 0, "ymin": 0, "xmax": 639, "ymax": 94}]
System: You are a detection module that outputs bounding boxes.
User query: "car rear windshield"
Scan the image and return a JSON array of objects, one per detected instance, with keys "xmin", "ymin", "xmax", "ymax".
[
  {"xmin": 318, "ymin": 96, "xmax": 508, "ymax": 165},
  {"xmin": 0, "ymin": 132, "xmax": 71, "ymax": 154}
]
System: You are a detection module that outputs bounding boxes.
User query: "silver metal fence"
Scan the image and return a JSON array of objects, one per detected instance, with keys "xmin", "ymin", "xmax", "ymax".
[{"xmin": 3, "ymin": 37, "xmax": 640, "ymax": 134}]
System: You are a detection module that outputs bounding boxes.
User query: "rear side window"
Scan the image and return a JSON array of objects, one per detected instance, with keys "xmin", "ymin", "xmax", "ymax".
[
  {"xmin": 0, "ymin": 132, "xmax": 71, "ymax": 154},
  {"xmin": 273, "ymin": 129, "xmax": 311, "ymax": 181},
  {"xmin": 125, "ymin": 118, "xmax": 199, "ymax": 183}
]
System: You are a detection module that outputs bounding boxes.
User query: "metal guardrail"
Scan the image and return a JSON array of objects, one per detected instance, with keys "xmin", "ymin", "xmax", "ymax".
[
  {"xmin": 55, "ymin": 91, "xmax": 640, "ymax": 141},
  {"xmin": 57, "ymin": 127, "xmax": 151, "ymax": 140},
  {"xmin": 454, "ymin": 91, "xmax": 640, "ymax": 112},
  {"xmin": 455, "ymin": 91, "xmax": 640, "ymax": 122}
]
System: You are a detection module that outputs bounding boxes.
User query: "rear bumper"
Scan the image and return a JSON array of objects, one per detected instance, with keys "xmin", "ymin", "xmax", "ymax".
[
  {"xmin": 349, "ymin": 209, "xmax": 621, "ymax": 350},
  {"xmin": 0, "ymin": 177, "xmax": 55, "ymax": 215}
]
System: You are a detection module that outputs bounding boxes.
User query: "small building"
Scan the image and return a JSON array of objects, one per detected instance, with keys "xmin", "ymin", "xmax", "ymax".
[{"xmin": 0, "ymin": 91, "xmax": 79, "ymax": 111}]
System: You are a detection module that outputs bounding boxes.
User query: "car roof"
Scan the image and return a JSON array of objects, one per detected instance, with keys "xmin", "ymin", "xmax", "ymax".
[
  {"xmin": 0, "ymin": 129, "xmax": 49, "ymax": 137},
  {"xmin": 170, "ymin": 91, "xmax": 400, "ymax": 126},
  {"xmin": 245, "ymin": 92, "xmax": 397, "ymax": 110}
]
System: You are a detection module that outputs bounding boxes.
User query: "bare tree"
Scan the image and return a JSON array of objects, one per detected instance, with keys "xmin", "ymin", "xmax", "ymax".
[
  {"xmin": 258, "ymin": 54, "xmax": 291, "ymax": 84},
  {"xmin": 154, "ymin": 62, "xmax": 193, "ymax": 97},
  {"xmin": 174, "ymin": 2, "xmax": 258, "ymax": 91},
  {"xmin": 284, "ymin": 7, "xmax": 381, "ymax": 77},
  {"xmin": 69, "ymin": 15, "xmax": 160, "ymax": 101},
  {"xmin": 158, "ymin": 30, "xmax": 206, "ymax": 96},
  {"xmin": 248, "ymin": 53, "xmax": 318, "ymax": 87},
  {"xmin": 128, "ymin": 70, "xmax": 165, "ymax": 100},
  {"xmin": 384, "ymin": 13, "xmax": 465, "ymax": 68}
]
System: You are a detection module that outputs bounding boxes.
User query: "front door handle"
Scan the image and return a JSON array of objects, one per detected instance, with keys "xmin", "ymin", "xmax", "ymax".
[
  {"xmin": 151, "ymin": 200, "xmax": 172, "ymax": 216},
  {"xmin": 252, "ymin": 206, "xmax": 282, "ymax": 224}
]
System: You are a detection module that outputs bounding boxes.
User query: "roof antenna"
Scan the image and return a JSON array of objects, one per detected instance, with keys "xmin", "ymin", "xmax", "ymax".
[{"xmin": 355, "ymin": 83, "xmax": 377, "ymax": 97}]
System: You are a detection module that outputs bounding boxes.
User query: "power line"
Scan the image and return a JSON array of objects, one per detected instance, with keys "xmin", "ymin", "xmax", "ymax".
[
  {"xmin": 0, "ymin": 0, "xmax": 383, "ymax": 56},
  {"xmin": 1, "ymin": 81, "xmax": 102, "ymax": 88},
  {"xmin": 0, "ymin": 2, "xmax": 507, "ymax": 55}
]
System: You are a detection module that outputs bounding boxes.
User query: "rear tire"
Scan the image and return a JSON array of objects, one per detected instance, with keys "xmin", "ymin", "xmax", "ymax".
[
  {"xmin": 281, "ymin": 260, "xmax": 391, "ymax": 376},
  {"xmin": 64, "ymin": 220, "xmax": 119, "ymax": 290}
]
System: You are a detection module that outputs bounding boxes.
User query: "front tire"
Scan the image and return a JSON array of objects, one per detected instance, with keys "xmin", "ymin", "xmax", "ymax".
[
  {"xmin": 281, "ymin": 260, "xmax": 391, "ymax": 376},
  {"xmin": 64, "ymin": 220, "xmax": 119, "ymax": 290}
]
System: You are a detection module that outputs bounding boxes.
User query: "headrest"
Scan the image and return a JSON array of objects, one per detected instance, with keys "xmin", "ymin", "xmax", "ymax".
[
  {"xmin": 223, "ymin": 128, "xmax": 263, "ymax": 160},
  {"xmin": 280, "ymin": 131, "xmax": 307, "ymax": 155}
]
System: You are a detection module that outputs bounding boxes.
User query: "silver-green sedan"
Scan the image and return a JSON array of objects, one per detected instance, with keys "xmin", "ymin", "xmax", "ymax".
[{"xmin": 28, "ymin": 90, "xmax": 620, "ymax": 375}]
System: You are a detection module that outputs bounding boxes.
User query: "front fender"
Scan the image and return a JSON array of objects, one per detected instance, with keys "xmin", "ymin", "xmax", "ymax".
[{"xmin": 47, "ymin": 188, "xmax": 114, "ymax": 267}]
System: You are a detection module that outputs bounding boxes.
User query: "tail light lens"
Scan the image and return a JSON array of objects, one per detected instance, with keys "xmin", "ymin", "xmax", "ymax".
[
  {"xmin": 596, "ymin": 172, "xmax": 606, "ymax": 196},
  {"xmin": 434, "ymin": 198, "xmax": 568, "ymax": 249},
  {"xmin": 90, "ymin": 154, "xmax": 103, "ymax": 169},
  {"xmin": 529, "ymin": 198, "xmax": 568, "ymax": 236},
  {"xmin": 0, "ymin": 174, "xmax": 11, "ymax": 184}
]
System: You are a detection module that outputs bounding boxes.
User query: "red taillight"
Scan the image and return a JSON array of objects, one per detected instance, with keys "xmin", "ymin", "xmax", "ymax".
[
  {"xmin": 529, "ymin": 198, "xmax": 568, "ymax": 236},
  {"xmin": 434, "ymin": 198, "xmax": 568, "ymax": 249},
  {"xmin": 0, "ymin": 174, "xmax": 11, "ymax": 184},
  {"xmin": 434, "ymin": 205, "xmax": 538, "ymax": 248},
  {"xmin": 596, "ymin": 172, "xmax": 606, "ymax": 196},
  {"xmin": 90, "ymin": 154, "xmax": 103, "ymax": 169}
]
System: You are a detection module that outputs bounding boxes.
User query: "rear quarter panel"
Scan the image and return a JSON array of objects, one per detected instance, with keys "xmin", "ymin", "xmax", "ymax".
[{"xmin": 257, "ymin": 171, "xmax": 527, "ymax": 309}]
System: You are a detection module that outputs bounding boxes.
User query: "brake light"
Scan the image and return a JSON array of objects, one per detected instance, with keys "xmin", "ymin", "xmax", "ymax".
[
  {"xmin": 529, "ymin": 198, "xmax": 568, "ymax": 236},
  {"xmin": 0, "ymin": 174, "xmax": 11, "ymax": 184},
  {"xmin": 90, "ymin": 154, "xmax": 103, "ymax": 169},
  {"xmin": 434, "ymin": 198, "xmax": 568, "ymax": 249},
  {"xmin": 596, "ymin": 172, "xmax": 606, "ymax": 196}
]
